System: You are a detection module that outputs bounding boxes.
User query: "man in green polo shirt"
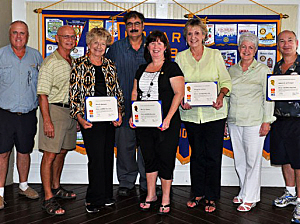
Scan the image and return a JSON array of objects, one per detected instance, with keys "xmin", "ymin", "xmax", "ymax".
[{"xmin": 37, "ymin": 25, "xmax": 77, "ymax": 216}]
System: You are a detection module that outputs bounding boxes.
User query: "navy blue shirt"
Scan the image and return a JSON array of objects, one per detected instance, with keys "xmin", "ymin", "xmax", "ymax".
[
  {"xmin": 274, "ymin": 54, "xmax": 300, "ymax": 117},
  {"xmin": 106, "ymin": 36, "xmax": 146, "ymax": 126}
]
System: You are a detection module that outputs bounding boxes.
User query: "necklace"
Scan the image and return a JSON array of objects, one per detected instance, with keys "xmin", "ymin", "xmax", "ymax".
[{"xmin": 146, "ymin": 71, "xmax": 160, "ymax": 98}]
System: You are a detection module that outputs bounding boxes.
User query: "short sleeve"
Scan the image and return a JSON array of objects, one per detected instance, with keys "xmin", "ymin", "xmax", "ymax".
[{"xmin": 167, "ymin": 61, "xmax": 184, "ymax": 79}]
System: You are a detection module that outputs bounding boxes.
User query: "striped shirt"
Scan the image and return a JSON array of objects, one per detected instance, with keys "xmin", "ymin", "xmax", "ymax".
[{"xmin": 37, "ymin": 50, "xmax": 72, "ymax": 104}]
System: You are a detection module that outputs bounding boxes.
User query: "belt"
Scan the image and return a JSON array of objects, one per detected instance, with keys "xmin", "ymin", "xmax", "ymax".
[
  {"xmin": 0, "ymin": 108, "xmax": 36, "ymax": 115},
  {"xmin": 52, "ymin": 103, "xmax": 70, "ymax": 108}
]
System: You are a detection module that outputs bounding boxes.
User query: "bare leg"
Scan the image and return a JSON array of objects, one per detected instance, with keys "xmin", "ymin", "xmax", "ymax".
[
  {"xmin": 140, "ymin": 171, "xmax": 158, "ymax": 209},
  {"xmin": 0, "ymin": 152, "xmax": 11, "ymax": 188},
  {"xmin": 282, "ymin": 164, "xmax": 296, "ymax": 187},
  {"xmin": 16, "ymin": 152, "xmax": 30, "ymax": 183},
  {"xmin": 161, "ymin": 178, "xmax": 171, "ymax": 206},
  {"xmin": 40, "ymin": 151, "xmax": 57, "ymax": 200},
  {"xmin": 295, "ymin": 169, "xmax": 300, "ymax": 197},
  {"xmin": 51, "ymin": 149, "xmax": 67, "ymax": 189}
]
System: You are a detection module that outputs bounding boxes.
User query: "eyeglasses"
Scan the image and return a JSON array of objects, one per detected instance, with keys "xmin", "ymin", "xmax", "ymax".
[
  {"xmin": 58, "ymin": 35, "xmax": 77, "ymax": 40},
  {"xmin": 126, "ymin": 22, "xmax": 141, "ymax": 28}
]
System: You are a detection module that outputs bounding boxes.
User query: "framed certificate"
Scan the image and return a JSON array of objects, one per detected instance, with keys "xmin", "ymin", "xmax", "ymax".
[
  {"xmin": 267, "ymin": 74, "xmax": 300, "ymax": 101},
  {"xmin": 184, "ymin": 82, "xmax": 218, "ymax": 106},
  {"xmin": 85, "ymin": 96, "xmax": 119, "ymax": 122},
  {"xmin": 132, "ymin": 101, "xmax": 162, "ymax": 127}
]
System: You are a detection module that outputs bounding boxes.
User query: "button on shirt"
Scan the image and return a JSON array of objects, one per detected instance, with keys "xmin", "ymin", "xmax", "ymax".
[
  {"xmin": 227, "ymin": 59, "xmax": 276, "ymax": 126},
  {"xmin": 37, "ymin": 50, "xmax": 72, "ymax": 104},
  {"xmin": 0, "ymin": 45, "xmax": 43, "ymax": 113},
  {"xmin": 175, "ymin": 47, "xmax": 232, "ymax": 124},
  {"xmin": 106, "ymin": 36, "xmax": 146, "ymax": 126}
]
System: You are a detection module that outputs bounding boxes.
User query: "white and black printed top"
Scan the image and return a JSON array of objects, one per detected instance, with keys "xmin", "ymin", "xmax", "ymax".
[{"xmin": 139, "ymin": 71, "xmax": 160, "ymax": 100}]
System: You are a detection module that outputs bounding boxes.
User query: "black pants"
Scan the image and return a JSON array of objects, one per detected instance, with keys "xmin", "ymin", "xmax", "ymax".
[
  {"xmin": 184, "ymin": 118, "xmax": 226, "ymax": 201},
  {"xmin": 80, "ymin": 122, "xmax": 115, "ymax": 205}
]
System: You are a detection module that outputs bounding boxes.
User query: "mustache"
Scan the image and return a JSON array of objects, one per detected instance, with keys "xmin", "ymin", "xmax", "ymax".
[{"xmin": 130, "ymin": 29, "xmax": 139, "ymax": 33}]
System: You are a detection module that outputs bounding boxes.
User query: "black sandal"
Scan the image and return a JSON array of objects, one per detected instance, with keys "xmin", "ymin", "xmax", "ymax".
[
  {"xmin": 52, "ymin": 186, "xmax": 76, "ymax": 199},
  {"xmin": 140, "ymin": 200, "xmax": 157, "ymax": 211},
  {"xmin": 187, "ymin": 196, "xmax": 204, "ymax": 208},
  {"xmin": 205, "ymin": 200, "xmax": 216, "ymax": 213},
  {"xmin": 158, "ymin": 204, "xmax": 170, "ymax": 215},
  {"xmin": 42, "ymin": 197, "xmax": 65, "ymax": 215}
]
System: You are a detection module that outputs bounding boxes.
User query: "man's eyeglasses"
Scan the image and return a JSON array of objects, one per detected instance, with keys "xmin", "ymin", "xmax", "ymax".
[
  {"xmin": 126, "ymin": 22, "xmax": 141, "ymax": 28},
  {"xmin": 58, "ymin": 35, "xmax": 77, "ymax": 40}
]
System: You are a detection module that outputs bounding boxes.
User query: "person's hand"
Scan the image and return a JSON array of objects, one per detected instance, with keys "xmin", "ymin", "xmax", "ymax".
[
  {"xmin": 129, "ymin": 117, "xmax": 136, "ymax": 129},
  {"xmin": 160, "ymin": 117, "xmax": 171, "ymax": 131},
  {"xmin": 43, "ymin": 120, "xmax": 55, "ymax": 138},
  {"xmin": 212, "ymin": 94, "xmax": 224, "ymax": 110},
  {"xmin": 259, "ymin": 122, "xmax": 270, "ymax": 136},
  {"xmin": 76, "ymin": 122, "xmax": 81, "ymax": 132},
  {"xmin": 113, "ymin": 113, "xmax": 122, "ymax": 127},
  {"xmin": 181, "ymin": 101, "xmax": 192, "ymax": 110},
  {"xmin": 78, "ymin": 116, "xmax": 92, "ymax": 129}
]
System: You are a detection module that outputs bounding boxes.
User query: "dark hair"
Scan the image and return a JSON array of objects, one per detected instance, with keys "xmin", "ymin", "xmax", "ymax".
[
  {"xmin": 144, "ymin": 30, "xmax": 171, "ymax": 63},
  {"xmin": 123, "ymin": 11, "xmax": 145, "ymax": 24},
  {"xmin": 183, "ymin": 18, "xmax": 208, "ymax": 44}
]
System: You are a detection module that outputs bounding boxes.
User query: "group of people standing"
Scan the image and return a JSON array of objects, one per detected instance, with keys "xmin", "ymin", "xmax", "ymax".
[{"xmin": 1, "ymin": 10, "xmax": 300, "ymax": 223}]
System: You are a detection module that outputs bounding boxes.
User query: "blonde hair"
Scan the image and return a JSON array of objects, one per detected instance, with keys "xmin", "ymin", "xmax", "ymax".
[{"xmin": 86, "ymin": 27, "xmax": 112, "ymax": 46}]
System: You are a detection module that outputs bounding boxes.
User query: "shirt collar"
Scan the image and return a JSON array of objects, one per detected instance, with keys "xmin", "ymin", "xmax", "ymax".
[
  {"xmin": 278, "ymin": 54, "xmax": 300, "ymax": 72},
  {"xmin": 238, "ymin": 58, "xmax": 258, "ymax": 71},
  {"xmin": 125, "ymin": 34, "xmax": 146, "ymax": 51},
  {"xmin": 9, "ymin": 44, "xmax": 28, "ymax": 59}
]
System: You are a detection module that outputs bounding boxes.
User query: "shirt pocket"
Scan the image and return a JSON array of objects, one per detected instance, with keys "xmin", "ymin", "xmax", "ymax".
[{"xmin": 0, "ymin": 65, "xmax": 13, "ymax": 85}]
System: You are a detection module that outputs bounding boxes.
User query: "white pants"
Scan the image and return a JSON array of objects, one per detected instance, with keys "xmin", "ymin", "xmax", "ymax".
[{"xmin": 228, "ymin": 123, "xmax": 266, "ymax": 203}]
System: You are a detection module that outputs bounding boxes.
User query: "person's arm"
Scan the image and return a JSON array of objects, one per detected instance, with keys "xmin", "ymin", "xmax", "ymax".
[
  {"xmin": 112, "ymin": 68, "xmax": 124, "ymax": 127},
  {"xmin": 213, "ymin": 50, "xmax": 232, "ymax": 110},
  {"xmin": 39, "ymin": 95, "xmax": 55, "ymax": 138},
  {"xmin": 129, "ymin": 79, "xmax": 138, "ymax": 128},
  {"xmin": 161, "ymin": 76, "xmax": 185, "ymax": 131},
  {"xmin": 212, "ymin": 87, "xmax": 230, "ymax": 110},
  {"xmin": 70, "ymin": 60, "xmax": 92, "ymax": 129},
  {"xmin": 260, "ymin": 66, "xmax": 276, "ymax": 136}
]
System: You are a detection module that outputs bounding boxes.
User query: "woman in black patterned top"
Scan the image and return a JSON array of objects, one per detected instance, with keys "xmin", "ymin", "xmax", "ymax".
[{"xmin": 70, "ymin": 28, "xmax": 124, "ymax": 213}]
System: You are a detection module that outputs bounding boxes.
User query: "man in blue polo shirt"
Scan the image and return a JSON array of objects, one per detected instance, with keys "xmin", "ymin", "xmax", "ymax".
[
  {"xmin": 106, "ymin": 11, "xmax": 147, "ymax": 196},
  {"xmin": 0, "ymin": 21, "xmax": 43, "ymax": 209}
]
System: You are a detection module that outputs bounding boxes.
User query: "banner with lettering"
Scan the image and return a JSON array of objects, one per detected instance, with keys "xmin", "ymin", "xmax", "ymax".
[{"xmin": 41, "ymin": 11, "xmax": 280, "ymax": 163}]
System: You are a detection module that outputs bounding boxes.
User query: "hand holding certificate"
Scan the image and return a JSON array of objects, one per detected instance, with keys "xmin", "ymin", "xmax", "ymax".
[
  {"xmin": 132, "ymin": 101, "xmax": 162, "ymax": 127},
  {"xmin": 267, "ymin": 74, "xmax": 300, "ymax": 101},
  {"xmin": 184, "ymin": 82, "xmax": 218, "ymax": 106},
  {"xmin": 85, "ymin": 96, "xmax": 119, "ymax": 122}
]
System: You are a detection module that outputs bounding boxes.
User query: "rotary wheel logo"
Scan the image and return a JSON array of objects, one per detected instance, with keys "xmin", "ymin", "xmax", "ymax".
[
  {"xmin": 260, "ymin": 28, "xmax": 266, "ymax": 35},
  {"xmin": 223, "ymin": 37, "xmax": 229, "ymax": 42},
  {"xmin": 260, "ymin": 55, "xmax": 266, "ymax": 62}
]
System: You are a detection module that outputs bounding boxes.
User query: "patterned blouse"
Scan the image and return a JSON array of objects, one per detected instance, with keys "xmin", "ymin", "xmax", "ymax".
[{"xmin": 69, "ymin": 54, "xmax": 125, "ymax": 119}]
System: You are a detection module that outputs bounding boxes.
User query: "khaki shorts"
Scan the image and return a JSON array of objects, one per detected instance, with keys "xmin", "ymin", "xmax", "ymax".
[{"xmin": 39, "ymin": 104, "xmax": 77, "ymax": 153}]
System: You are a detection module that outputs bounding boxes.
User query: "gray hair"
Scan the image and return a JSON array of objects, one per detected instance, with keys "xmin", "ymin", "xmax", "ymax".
[
  {"xmin": 9, "ymin": 20, "xmax": 29, "ymax": 35},
  {"xmin": 238, "ymin": 32, "xmax": 258, "ymax": 50}
]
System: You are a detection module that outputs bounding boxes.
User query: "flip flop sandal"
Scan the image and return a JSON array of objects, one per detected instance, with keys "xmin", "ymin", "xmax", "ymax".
[
  {"xmin": 237, "ymin": 202, "xmax": 256, "ymax": 212},
  {"xmin": 205, "ymin": 200, "xmax": 216, "ymax": 213},
  {"xmin": 233, "ymin": 196, "xmax": 243, "ymax": 204},
  {"xmin": 158, "ymin": 204, "xmax": 170, "ymax": 215},
  {"xmin": 140, "ymin": 198, "xmax": 157, "ymax": 211},
  {"xmin": 52, "ymin": 186, "xmax": 76, "ymax": 199},
  {"xmin": 42, "ymin": 197, "xmax": 65, "ymax": 215},
  {"xmin": 187, "ymin": 196, "xmax": 204, "ymax": 208}
]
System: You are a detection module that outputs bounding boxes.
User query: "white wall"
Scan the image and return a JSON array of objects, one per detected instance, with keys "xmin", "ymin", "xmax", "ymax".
[{"xmin": 11, "ymin": 0, "xmax": 298, "ymax": 186}]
